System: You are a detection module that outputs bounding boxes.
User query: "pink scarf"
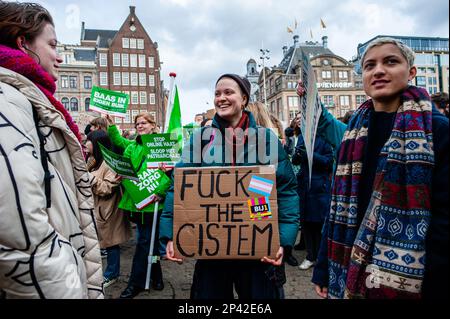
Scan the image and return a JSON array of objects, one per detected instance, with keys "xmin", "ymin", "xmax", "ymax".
[{"xmin": 0, "ymin": 44, "xmax": 82, "ymax": 142}]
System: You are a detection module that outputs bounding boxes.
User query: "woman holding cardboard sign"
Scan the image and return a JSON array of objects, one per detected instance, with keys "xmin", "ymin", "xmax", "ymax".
[
  {"xmin": 106, "ymin": 113, "xmax": 167, "ymax": 298},
  {"xmin": 160, "ymin": 74, "xmax": 300, "ymax": 299}
]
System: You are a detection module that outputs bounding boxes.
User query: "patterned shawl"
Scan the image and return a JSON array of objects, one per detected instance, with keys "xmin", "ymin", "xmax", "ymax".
[{"xmin": 327, "ymin": 86, "xmax": 434, "ymax": 299}]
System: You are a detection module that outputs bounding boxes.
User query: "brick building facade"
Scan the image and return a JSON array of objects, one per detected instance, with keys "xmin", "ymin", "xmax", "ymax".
[{"xmin": 78, "ymin": 6, "xmax": 165, "ymax": 131}]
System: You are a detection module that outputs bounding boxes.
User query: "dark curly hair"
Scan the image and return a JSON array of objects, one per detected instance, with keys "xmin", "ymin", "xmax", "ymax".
[{"xmin": 0, "ymin": 1, "xmax": 54, "ymax": 49}]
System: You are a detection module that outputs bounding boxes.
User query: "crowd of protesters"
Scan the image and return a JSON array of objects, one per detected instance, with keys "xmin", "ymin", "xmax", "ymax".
[{"xmin": 1, "ymin": 1, "xmax": 448, "ymax": 300}]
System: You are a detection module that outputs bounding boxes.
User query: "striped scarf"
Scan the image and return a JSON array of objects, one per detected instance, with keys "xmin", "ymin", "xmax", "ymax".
[{"xmin": 327, "ymin": 86, "xmax": 434, "ymax": 299}]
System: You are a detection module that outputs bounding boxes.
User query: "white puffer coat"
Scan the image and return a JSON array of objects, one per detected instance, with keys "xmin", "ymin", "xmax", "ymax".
[{"xmin": 0, "ymin": 67, "xmax": 103, "ymax": 299}]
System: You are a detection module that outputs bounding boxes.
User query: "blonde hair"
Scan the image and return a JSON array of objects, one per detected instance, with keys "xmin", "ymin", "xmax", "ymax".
[
  {"xmin": 270, "ymin": 115, "xmax": 285, "ymax": 140},
  {"xmin": 361, "ymin": 37, "xmax": 415, "ymax": 69},
  {"xmin": 246, "ymin": 102, "xmax": 274, "ymax": 128},
  {"xmin": 134, "ymin": 112, "xmax": 158, "ymax": 133}
]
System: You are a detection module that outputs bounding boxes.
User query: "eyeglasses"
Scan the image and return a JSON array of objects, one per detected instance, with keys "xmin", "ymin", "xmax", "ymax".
[{"xmin": 135, "ymin": 121, "xmax": 149, "ymax": 127}]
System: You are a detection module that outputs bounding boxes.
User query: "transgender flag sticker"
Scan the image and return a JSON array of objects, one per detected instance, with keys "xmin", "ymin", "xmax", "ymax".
[{"xmin": 248, "ymin": 175, "xmax": 274, "ymax": 197}]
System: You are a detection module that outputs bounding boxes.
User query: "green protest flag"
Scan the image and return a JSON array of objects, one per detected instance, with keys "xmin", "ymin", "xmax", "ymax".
[
  {"xmin": 89, "ymin": 86, "xmax": 129, "ymax": 117},
  {"xmin": 167, "ymin": 85, "xmax": 183, "ymax": 146},
  {"xmin": 98, "ymin": 143, "xmax": 138, "ymax": 181},
  {"xmin": 122, "ymin": 164, "xmax": 171, "ymax": 210},
  {"xmin": 141, "ymin": 133, "xmax": 182, "ymax": 169}
]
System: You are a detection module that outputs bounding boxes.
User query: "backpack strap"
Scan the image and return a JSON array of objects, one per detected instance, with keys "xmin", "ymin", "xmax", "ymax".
[{"xmin": 32, "ymin": 107, "xmax": 54, "ymax": 208}]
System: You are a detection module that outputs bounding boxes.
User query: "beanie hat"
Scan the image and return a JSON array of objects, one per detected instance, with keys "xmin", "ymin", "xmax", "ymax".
[{"xmin": 216, "ymin": 73, "xmax": 251, "ymax": 106}]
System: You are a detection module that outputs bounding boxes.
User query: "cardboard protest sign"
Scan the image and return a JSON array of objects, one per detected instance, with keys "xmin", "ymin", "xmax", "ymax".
[
  {"xmin": 77, "ymin": 112, "xmax": 95, "ymax": 128},
  {"xmin": 89, "ymin": 86, "xmax": 129, "ymax": 118},
  {"xmin": 99, "ymin": 143, "xmax": 138, "ymax": 181},
  {"xmin": 173, "ymin": 165, "xmax": 280, "ymax": 260},
  {"xmin": 122, "ymin": 164, "xmax": 171, "ymax": 210},
  {"xmin": 299, "ymin": 51, "xmax": 322, "ymax": 187},
  {"xmin": 141, "ymin": 133, "xmax": 182, "ymax": 169}
]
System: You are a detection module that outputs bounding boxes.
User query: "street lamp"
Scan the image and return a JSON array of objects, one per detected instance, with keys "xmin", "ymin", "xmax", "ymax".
[{"xmin": 259, "ymin": 48, "xmax": 270, "ymax": 108}]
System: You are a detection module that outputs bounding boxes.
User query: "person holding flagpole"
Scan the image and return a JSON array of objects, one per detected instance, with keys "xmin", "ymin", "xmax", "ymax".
[
  {"xmin": 105, "ymin": 112, "xmax": 166, "ymax": 298},
  {"xmin": 160, "ymin": 73, "xmax": 300, "ymax": 299}
]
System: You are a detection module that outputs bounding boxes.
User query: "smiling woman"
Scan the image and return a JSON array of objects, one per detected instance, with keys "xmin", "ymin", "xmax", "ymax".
[
  {"xmin": 0, "ymin": 1, "xmax": 103, "ymax": 299},
  {"xmin": 159, "ymin": 73, "xmax": 301, "ymax": 300}
]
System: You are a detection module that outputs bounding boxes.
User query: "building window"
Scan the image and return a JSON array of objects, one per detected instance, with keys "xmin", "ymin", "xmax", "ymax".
[
  {"xmin": 70, "ymin": 97, "xmax": 78, "ymax": 112},
  {"xmin": 149, "ymin": 74, "xmax": 155, "ymax": 87},
  {"xmin": 122, "ymin": 72, "xmax": 129, "ymax": 86},
  {"xmin": 338, "ymin": 71, "xmax": 348, "ymax": 80},
  {"xmin": 417, "ymin": 67, "xmax": 426, "ymax": 74},
  {"xmin": 115, "ymin": 116, "xmax": 122, "ymax": 124},
  {"xmin": 321, "ymin": 70, "xmax": 332, "ymax": 79},
  {"xmin": 69, "ymin": 76, "xmax": 77, "ymax": 89},
  {"xmin": 124, "ymin": 110, "xmax": 131, "ymax": 123},
  {"xmin": 113, "ymin": 53, "xmax": 121, "ymax": 66},
  {"xmin": 416, "ymin": 76, "xmax": 426, "ymax": 87},
  {"xmin": 85, "ymin": 97, "xmax": 90, "ymax": 111},
  {"xmin": 139, "ymin": 73, "xmax": 146, "ymax": 86},
  {"xmin": 113, "ymin": 72, "xmax": 121, "ymax": 86},
  {"xmin": 130, "ymin": 54, "xmax": 137, "ymax": 68},
  {"xmin": 99, "ymin": 53, "xmax": 107, "ymax": 67},
  {"xmin": 148, "ymin": 56, "xmax": 154, "ymax": 68},
  {"xmin": 84, "ymin": 76, "xmax": 92, "ymax": 89},
  {"xmin": 100, "ymin": 72, "xmax": 108, "ymax": 86},
  {"xmin": 131, "ymin": 91, "xmax": 139, "ymax": 104},
  {"xmin": 140, "ymin": 91, "xmax": 147, "ymax": 104},
  {"xmin": 122, "ymin": 38, "xmax": 129, "ymax": 49},
  {"xmin": 339, "ymin": 95, "xmax": 350, "ymax": 107},
  {"xmin": 130, "ymin": 73, "xmax": 138, "ymax": 86},
  {"xmin": 122, "ymin": 54, "xmax": 129, "ymax": 67},
  {"xmin": 149, "ymin": 93, "xmax": 156, "ymax": 105},
  {"xmin": 428, "ymin": 77, "xmax": 437, "ymax": 85},
  {"xmin": 61, "ymin": 97, "xmax": 69, "ymax": 110},
  {"xmin": 132, "ymin": 110, "xmax": 139, "ymax": 122},
  {"xmin": 138, "ymin": 54, "xmax": 146, "ymax": 68},
  {"xmin": 60, "ymin": 75, "xmax": 68, "ymax": 88},
  {"xmin": 289, "ymin": 110, "xmax": 297, "ymax": 120},
  {"xmin": 137, "ymin": 39, "xmax": 144, "ymax": 49},
  {"xmin": 356, "ymin": 95, "xmax": 366, "ymax": 105},
  {"xmin": 322, "ymin": 95, "xmax": 334, "ymax": 107},
  {"xmin": 287, "ymin": 96, "xmax": 299, "ymax": 107},
  {"xmin": 130, "ymin": 38, "xmax": 137, "ymax": 49}
]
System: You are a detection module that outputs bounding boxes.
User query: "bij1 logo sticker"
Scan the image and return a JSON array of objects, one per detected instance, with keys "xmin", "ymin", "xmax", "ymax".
[{"xmin": 248, "ymin": 197, "xmax": 272, "ymax": 221}]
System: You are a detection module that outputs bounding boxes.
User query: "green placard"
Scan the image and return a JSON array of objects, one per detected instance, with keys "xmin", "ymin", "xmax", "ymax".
[
  {"xmin": 122, "ymin": 164, "xmax": 171, "ymax": 210},
  {"xmin": 99, "ymin": 143, "xmax": 138, "ymax": 181},
  {"xmin": 89, "ymin": 86, "xmax": 129, "ymax": 117},
  {"xmin": 141, "ymin": 133, "xmax": 182, "ymax": 164}
]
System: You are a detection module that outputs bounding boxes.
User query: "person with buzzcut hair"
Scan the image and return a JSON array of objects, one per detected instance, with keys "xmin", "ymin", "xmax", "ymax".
[{"xmin": 298, "ymin": 37, "xmax": 448, "ymax": 299}]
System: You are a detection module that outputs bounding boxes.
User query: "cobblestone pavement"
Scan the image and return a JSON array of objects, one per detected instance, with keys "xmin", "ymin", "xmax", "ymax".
[{"xmin": 104, "ymin": 229, "xmax": 319, "ymax": 299}]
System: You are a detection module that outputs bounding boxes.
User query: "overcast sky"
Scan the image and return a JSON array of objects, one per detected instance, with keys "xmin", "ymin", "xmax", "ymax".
[{"xmin": 31, "ymin": 0, "xmax": 449, "ymax": 124}]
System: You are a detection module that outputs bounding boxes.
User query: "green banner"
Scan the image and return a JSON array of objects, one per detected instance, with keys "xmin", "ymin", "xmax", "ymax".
[
  {"xmin": 99, "ymin": 143, "xmax": 138, "ymax": 181},
  {"xmin": 141, "ymin": 133, "xmax": 182, "ymax": 167},
  {"xmin": 89, "ymin": 86, "xmax": 129, "ymax": 117},
  {"xmin": 122, "ymin": 164, "xmax": 171, "ymax": 210}
]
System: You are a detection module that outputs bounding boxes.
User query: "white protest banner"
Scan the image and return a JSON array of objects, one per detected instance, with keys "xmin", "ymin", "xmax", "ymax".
[{"xmin": 299, "ymin": 51, "xmax": 322, "ymax": 187}]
